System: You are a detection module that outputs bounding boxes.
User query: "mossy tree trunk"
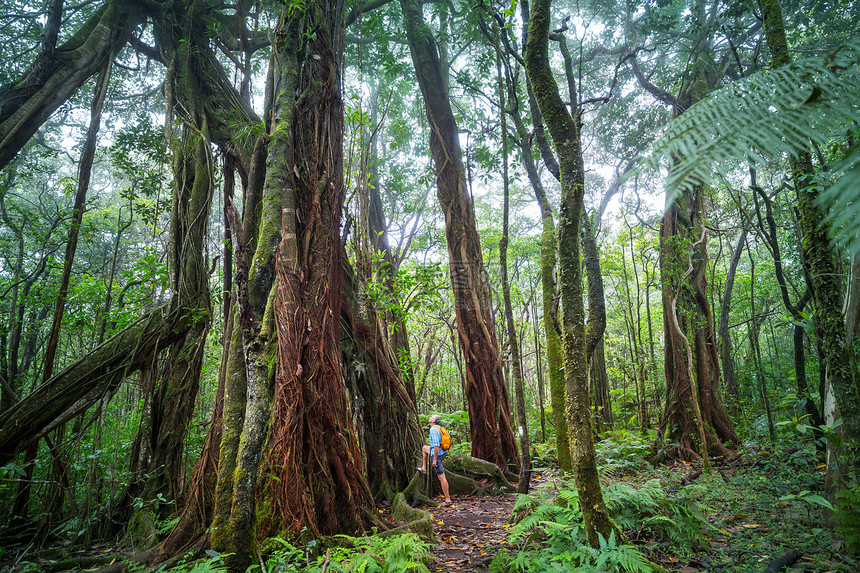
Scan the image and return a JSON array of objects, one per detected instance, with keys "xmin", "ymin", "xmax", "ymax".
[
  {"xmin": 582, "ymin": 214, "xmax": 609, "ymax": 431},
  {"xmin": 212, "ymin": 4, "xmax": 383, "ymax": 568},
  {"xmin": 759, "ymin": 0, "xmax": 859, "ymax": 479},
  {"xmin": 209, "ymin": 5, "xmax": 299, "ymax": 564},
  {"xmin": 342, "ymin": 259, "xmax": 423, "ymax": 499},
  {"xmin": 114, "ymin": 1, "xmax": 224, "ymax": 522},
  {"xmin": 525, "ymin": 0, "xmax": 620, "ymax": 546},
  {"xmin": 258, "ymin": 0, "xmax": 375, "ymax": 540},
  {"xmin": 505, "ymin": 77, "xmax": 568, "ymax": 469},
  {"xmin": 400, "ymin": 0, "xmax": 519, "ymax": 470}
]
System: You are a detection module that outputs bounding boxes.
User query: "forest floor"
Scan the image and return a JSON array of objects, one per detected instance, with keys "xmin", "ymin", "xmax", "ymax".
[
  {"xmin": 418, "ymin": 445, "xmax": 858, "ymax": 573},
  {"xmin": 1, "ymin": 443, "xmax": 856, "ymax": 572},
  {"xmin": 425, "ymin": 494, "xmax": 514, "ymax": 572}
]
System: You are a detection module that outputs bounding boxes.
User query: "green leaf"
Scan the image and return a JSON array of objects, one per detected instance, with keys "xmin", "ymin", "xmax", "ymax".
[{"xmin": 801, "ymin": 494, "xmax": 834, "ymax": 510}]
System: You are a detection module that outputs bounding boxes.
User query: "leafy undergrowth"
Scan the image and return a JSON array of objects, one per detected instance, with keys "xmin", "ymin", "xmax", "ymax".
[
  {"xmin": 162, "ymin": 533, "xmax": 433, "ymax": 573},
  {"xmin": 0, "ymin": 533, "xmax": 433, "ymax": 573},
  {"xmin": 3, "ymin": 434, "xmax": 855, "ymax": 573},
  {"xmin": 248, "ymin": 533, "xmax": 433, "ymax": 573},
  {"xmin": 489, "ymin": 435, "xmax": 858, "ymax": 573}
]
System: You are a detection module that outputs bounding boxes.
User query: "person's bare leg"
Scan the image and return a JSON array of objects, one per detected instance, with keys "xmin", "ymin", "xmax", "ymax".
[
  {"xmin": 419, "ymin": 445, "xmax": 431, "ymax": 472},
  {"xmin": 438, "ymin": 472, "xmax": 451, "ymax": 503}
]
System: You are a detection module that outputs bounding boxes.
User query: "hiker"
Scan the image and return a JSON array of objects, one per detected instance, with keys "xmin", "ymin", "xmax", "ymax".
[{"xmin": 417, "ymin": 414, "xmax": 452, "ymax": 504}]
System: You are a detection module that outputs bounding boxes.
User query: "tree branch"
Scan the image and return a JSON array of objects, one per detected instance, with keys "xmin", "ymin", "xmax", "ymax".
[{"xmin": 628, "ymin": 56, "xmax": 677, "ymax": 107}]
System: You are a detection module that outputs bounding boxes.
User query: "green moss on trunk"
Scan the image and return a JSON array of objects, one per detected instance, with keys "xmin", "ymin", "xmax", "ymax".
[
  {"xmin": 525, "ymin": 0, "xmax": 621, "ymax": 546},
  {"xmin": 210, "ymin": 320, "xmax": 247, "ymax": 551}
]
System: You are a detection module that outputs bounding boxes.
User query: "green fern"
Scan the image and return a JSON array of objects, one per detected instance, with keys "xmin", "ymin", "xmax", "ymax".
[
  {"xmin": 835, "ymin": 487, "xmax": 860, "ymax": 554},
  {"xmin": 497, "ymin": 481, "xmax": 657, "ymax": 572},
  {"xmin": 349, "ymin": 532, "xmax": 431, "ymax": 572},
  {"xmin": 509, "ymin": 486, "xmax": 578, "ymax": 544},
  {"xmin": 594, "ymin": 532, "xmax": 652, "ymax": 573},
  {"xmin": 605, "ymin": 479, "xmax": 709, "ymax": 550},
  {"xmin": 641, "ymin": 39, "xmax": 860, "ymax": 252},
  {"xmin": 251, "ymin": 533, "xmax": 430, "ymax": 573}
]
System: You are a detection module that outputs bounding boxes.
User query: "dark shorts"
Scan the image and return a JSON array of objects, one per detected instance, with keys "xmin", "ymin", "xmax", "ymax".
[{"xmin": 433, "ymin": 450, "xmax": 447, "ymax": 475}]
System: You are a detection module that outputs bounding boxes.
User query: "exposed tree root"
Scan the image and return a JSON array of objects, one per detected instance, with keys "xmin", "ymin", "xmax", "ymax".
[
  {"xmin": 402, "ymin": 454, "xmax": 515, "ymax": 506},
  {"xmin": 383, "ymin": 493, "xmax": 437, "ymax": 542}
]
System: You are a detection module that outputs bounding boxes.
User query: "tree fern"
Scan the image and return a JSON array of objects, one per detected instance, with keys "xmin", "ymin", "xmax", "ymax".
[{"xmin": 642, "ymin": 39, "xmax": 860, "ymax": 251}]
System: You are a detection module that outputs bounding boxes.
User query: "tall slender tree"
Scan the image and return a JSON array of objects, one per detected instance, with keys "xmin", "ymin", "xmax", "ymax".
[
  {"xmin": 400, "ymin": 0, "xmax": 519, "ymax": 469},
  {"xmin": 759, "ymin": 0, "xmax": 859, "ymax": 479},
  {"xmin": 525, "ymin": 0, "xmax": 620, "ymax": 546}
]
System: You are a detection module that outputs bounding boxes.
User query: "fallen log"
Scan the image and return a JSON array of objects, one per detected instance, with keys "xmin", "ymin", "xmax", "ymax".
[
  {"xmin": 681, "ymin": 469, "xmax": 703, "ymax": 486},
  {"xmin": 0, "ymin": 303, "xmax": 192, "ymax": 465},
  {"xmin": 763, "ymin": 549, "xmax": 801, "ymax": 573}
]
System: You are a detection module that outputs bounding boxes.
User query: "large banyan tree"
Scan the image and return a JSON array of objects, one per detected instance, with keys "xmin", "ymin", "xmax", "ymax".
[{"xmin": 0, "ymin": 0, "xmax": 426, "ymax": 566}]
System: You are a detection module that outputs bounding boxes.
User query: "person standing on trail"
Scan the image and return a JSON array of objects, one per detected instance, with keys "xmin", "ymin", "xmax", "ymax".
[{"xmin": 417, "ymin": 414, "xmax": 452, "ymax": 504}]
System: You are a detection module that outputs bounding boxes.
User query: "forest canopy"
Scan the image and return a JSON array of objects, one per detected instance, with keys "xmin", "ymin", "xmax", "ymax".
[{"xmin": 0, "ymin": 0, "xmax": 857, "ymax": 571}]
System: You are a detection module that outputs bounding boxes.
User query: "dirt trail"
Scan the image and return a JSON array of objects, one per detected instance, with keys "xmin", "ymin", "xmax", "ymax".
[{"xmin": 428, "ymin": 494, "xmax": 516, "ymax": 572}]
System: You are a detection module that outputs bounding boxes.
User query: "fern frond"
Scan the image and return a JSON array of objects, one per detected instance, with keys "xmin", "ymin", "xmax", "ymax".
[
  {"xmin": 642, "ymin": 39, "xmax": 860, "ymax": 250},
  {"xmin": 513, "ymin": 492, "xmax": 539, "ymax": 512},
  {"xmin": 818, "ymin": 147, "xmax": 860, "ymax": 252}
]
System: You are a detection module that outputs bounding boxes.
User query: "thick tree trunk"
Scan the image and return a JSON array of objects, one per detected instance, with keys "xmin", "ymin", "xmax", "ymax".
[
  {"xmin": 654, "ymin": 49, "xmax": 738, "ymax": 462},
  {"xmin": 258, "ymin": 0, "xmax": 374, "ymax": 541},
  {"xmin": 341, "ymin": 259, "xmax": 423, "ymax": 499},
  {"xmin": 212, "ymin": 8, "xmax": 300, "ymax": 564},
  {"xmin": 659, "ymin": 186, "xmax": 738, "ymax": 461},
  {"xmin": 401, "ymin": 0, "xmax": 518, "ymax": 469},
  {"xmin": 212, "ymin": 6, "xmax": 383, "ymax": 568}
]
